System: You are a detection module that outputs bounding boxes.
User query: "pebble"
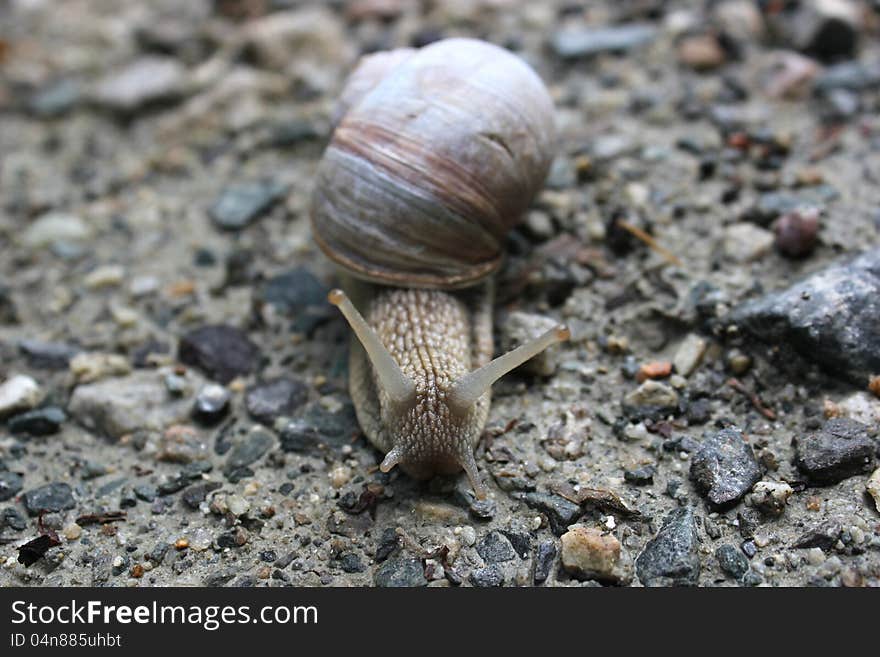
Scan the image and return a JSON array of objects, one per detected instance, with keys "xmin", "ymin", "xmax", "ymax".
[
  {"xmin": 458, "ymin": 526, "xmax": 477, "ymax": 547},
  {"xmin": 62, "ymin": 523, "xmax": 82, "ymax": 540},
  {"xmin": 771, "ymin": 0, "xmax": 859, "ymax": 62},
  {"xmin": 19, "ymin": 340, "xmax": 79, "ymax": 370},
  {"xmin": 70, "ymin": 352, "xmax": 132, "ymax": 383},
  {"xmin": 374, "ymin": 557, "xmax": 427, "ymax": 587},
  {"xmin": 677, "ymin": 34, "xmax": 726, "ymax": 71},
  {"xmin": 560, "ymin": 526, "xmax": 633, "ymax": 585},
  {"xmin": 155, "ymin": 425, "xmax": 209, "ymax": 464},
  {"xmin": 209, "ymin": 181, "xmax": 287, "ymax": 231},
  {"xmin": 500, "ymin": 312, "xmax": 561, "ymax": 376},
  {"xmin": 227, "ymin": 495, "xmax": 250, "ymax": 517},
  {"xmin": 69, "ymin": 369, "xmax": 194, "ymax": 439},
  {"xmin": 775, "ymin": 208, "xmax": 820, "ymax": 258},
  {"xmin": 867, "ymin": 469, "xmax": 880, "ymax": 513},
  {"xmin": 477, "ymin": 531, "xmax": 517, "ymax": 564},
  {"xmin": 469, "ymin": 564, "xmax": 505, "ymax": 587},
  {"xmin": 178, "ymin": 325, "xmax": 261, "ymax": 384},
  {"xmin": 624, "ymin": 464, "xmax": 655, "ymax": 486},
  {"xmin": 517, "ymin": 492, "xmax": 582, "ymax": 535},
  {"xmin": 0, "ymin": 471, "xmax": 24, "ymax": 502},
  {"xmin": 623, "ymin": 380, "xmax": 679, "ymax": 414},
  {"xmin": 673, "ymin": 334, "xmax": 707, "ymax": 377},
  {"xmin": 729, "ymin": 248, "xmax": 880, "ymax": 383},
  {"xmin": 328, "ymin": 465, "xmax": 352, "ymax": 489},
  {"xmin": 0, "ymin": 375, "xmax": 41, "ymax": 417},
  {"xmin": 2, "ymin": 507, "xmax": 27, "ymax": 531},
  {"xmin": 533, "ymin": 540, "xmax": 557, "ymax": 585},
  {"xmin": 22, "ymin": 213, "xmax": 91, "ymax": 249},
  {"xmin": 29, "ymin": 78, "xmax": 82, "ymax": 118},
  {"xmin": 747, "ymin": 481, "xmax": 793, "ymax": 517},
  {"xmin": 224, "ymin": 428, "xmax": 275, "ymax": 475},
  {"xmin": 690, "ymin": 427, "xmax": 761, "ymax": 509},
  {"xmin": 22, "ymin": 482, "xmax": 75, "ymax": 516},
  {"xmin": 245, "ymin": 378, "xmax": 308, "ymax": 425},
  {"xmin": 83, "ymin": 265, "xmax": 125, "ymax": 289},
  {"xmin": 551, "ymin": 23, "xmax": 656, "ymax": 59},
  {"xmin": 252, "ymin": 267, "xmax": 331, "ymax": 335},
  {"xmin": 722, "ymin": 222, "xmax": 775, "ymax": 263},
  {"xmin": 794, "ymin": 418, "xmax": 875, "ymax": 484},
  {"xmin": 93, "ymin": 56, "xmax": 186, "ymax": 113},
  {"xmin": 8, "ymin": 406, "xmax": 66, "ymax": 436},
  {"xmin": 716, "ymin": 544, "xmax": 750, "ymax": 579},
  {"xmin": 635, "ymin": 506, "xmax": 701, "ymax": 586},
  {"xmin": 181, "ymin": 482, "xmax": 222, "ymax": 510},
  {"xmin": 192, "ymin": 384, "xmax": 230, "ymax": 425}
]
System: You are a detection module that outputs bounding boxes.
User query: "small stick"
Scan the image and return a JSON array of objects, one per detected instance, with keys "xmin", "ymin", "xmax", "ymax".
[
  {"xmin": 615, "ymin": 220, "xmax": 683, "ymax": 267},
  {"xmin": 727, "ymin": 377, "xmax": 777, "ymax": 420}
]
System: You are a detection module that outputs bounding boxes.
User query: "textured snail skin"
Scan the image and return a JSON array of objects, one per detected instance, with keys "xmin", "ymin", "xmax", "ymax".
[
  {"xmin": 348, "ymin": 281, "xmax": 493, "ymax": 484},
  {"xmin": 311, "ymin": 38, "xmax": 556, "ymax": 289}
]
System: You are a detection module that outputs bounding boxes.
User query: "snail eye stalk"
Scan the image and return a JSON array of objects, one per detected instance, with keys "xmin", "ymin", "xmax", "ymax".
[
  {"xmin": 447, "ymin": 325, "xmax": 570, "ymax": 415},
  {"xmin": 329, "ymin": 289, "xmax": 416, "ymax": 406}
]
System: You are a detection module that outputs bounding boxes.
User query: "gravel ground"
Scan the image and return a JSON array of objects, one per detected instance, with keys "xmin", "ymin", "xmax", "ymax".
[{"xmin": 1, "ymin": 0, "xmax": 879, "ymax": 587}]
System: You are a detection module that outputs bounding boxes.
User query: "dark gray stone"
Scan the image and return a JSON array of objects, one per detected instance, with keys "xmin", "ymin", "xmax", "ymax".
[
  {"xmin": 338, "ymin": 553, "xmax": 365, "ymax": 573},
  {"xmin": 716, "ymin": 544, "xmax": 749, "ymax": 579},
  {"xmin": 2, "ymin": 507, "xmax": 27, "ymax": 531},
  {"xmin": 7, "ymin": 406, "xmax": 66, "ymax": 436},
  {"xmin": 792, "ymin": 521, "xmax": 842, "ymax": 550},
  {"xmin": 469, "ymin": 564, "xmax": 504, "ymax": 587},
  {"xmin": 624, "ymin": 464, "xmax": 656, "ymax": 486},
  {"xmin": 374, "ymin": 557, "xmax": 427, "ymax": 587},
  {"xmin": 245, "ymin": 378, "xmax": 308, "ymax": 426},
  {"xmin": 518, "ymin": 492, "xmax": 582, "ymax": 535},
  {"xmin": 279, "ymin": 401, "xmax": 358, "ymax": 452},
  {"xmin": 533, "ymin": 540, "xmax": 557, "ymax": 585},
  {"xmin": 476, "ymin": 531, "xmax": 516, "ymax": 564},
  {"xmin": 253, "ymin": 267, "xmax": 332, "ymax": 334},
  {"xmin": 18, "ymin": 340, "xmax": 79, "ymax": 369},
  {"xmin": 179, "ymin": 324, "xmax": 261, "ymax": 384},
  {"xmin": 0, "ymin": 471, "xmax": 23, "ymax": 502},
  {"xmin": 29, "ymin": 78, "xmax": 82, "ymax": 118},
  {"xmin": 551, "ymin": 23, "xmax": 656, "ymax": 59},
  {"xmin": 225, "ymin": 429, "xmax": 275, "ymax": 474},
  {"xmin": 794, "ymin": 418, "xmax": 875, "ymax": 484},
  {"xmin": 181, "ymin": 481, "xmax": 222, "ymax": 509},
  {"xmin": 728, "ymin": 249, "xmax": 880, "ymax": 383},
  {"xmin": 22, "ymin": 482, "xmax": 75, "ymax": 515},
  {"xmin": 209, "ymin": 181, "xmax": 286, "ymax": 230},
  {"xmin": 690, "ymin": 428, "xmax": 761, "ymax": 509},
  {"xmin": 636, "ymin": 506, "xmax": 701, "ymax": 586}
]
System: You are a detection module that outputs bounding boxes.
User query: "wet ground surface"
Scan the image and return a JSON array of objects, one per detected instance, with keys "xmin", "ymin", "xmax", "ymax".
[{"xmin": 0, "ymin": 0, "xmax": 879, "ymax": 587}]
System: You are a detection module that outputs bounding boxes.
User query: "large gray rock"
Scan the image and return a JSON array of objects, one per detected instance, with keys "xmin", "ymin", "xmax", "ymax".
[
  {"xmin": 728, "ymin": 249, "xmax": 880, "ymax": 384},
  {"xmin": 690, "ymin": 428, "xmax": 761, "ymax": 510},
  {"xmin": 636, "ymin": 507, "xmax": 701, "ymax": 587},
  {"xmin": 68, "ymin": 369, "xmax": 195, "ymax": 439},
  {"xmin": 794, "ymin": 418, "xmax": 876, "ymax": 485}
]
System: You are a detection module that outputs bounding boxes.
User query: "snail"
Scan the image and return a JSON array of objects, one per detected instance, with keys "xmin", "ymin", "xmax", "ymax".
[{"xmin": 311, "ymin": 38, "xmax": 568, "ymax": 499}]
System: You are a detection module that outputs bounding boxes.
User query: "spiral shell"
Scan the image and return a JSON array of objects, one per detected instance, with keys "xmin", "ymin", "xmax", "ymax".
[{"xmin": 311, "ymin": 38, "xmax": 556, "ymax": 289}]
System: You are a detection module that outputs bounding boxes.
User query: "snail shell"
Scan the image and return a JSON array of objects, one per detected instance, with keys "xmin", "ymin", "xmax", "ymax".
[{"xmin": 311, "ymin": 38, "xmax": 556, "ymax": 289}]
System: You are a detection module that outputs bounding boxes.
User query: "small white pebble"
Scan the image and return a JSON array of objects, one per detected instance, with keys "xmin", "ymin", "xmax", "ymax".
[
  {"xmin": 62, "ymin": 523, "xmax": 82, "ymax": 541},
  {"xmin": 604, "ymin": 515, "xmax": 616, "ymax": 530},
  {"xmin": 806, "ymin": 548, "xmax": 825, "ymax": 566},
  {"xmin": 84, "ymin": 264, "xmax": 125, "ymax": 289},
  {"xmin": 460, "ymin": 526, "xmax": 476, "ymax": 546}
]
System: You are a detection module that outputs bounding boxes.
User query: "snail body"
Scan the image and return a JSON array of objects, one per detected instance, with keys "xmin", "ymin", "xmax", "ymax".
[{"xmin": 312, "ymin": 39, "xmax": 567, "ymax": 497}]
